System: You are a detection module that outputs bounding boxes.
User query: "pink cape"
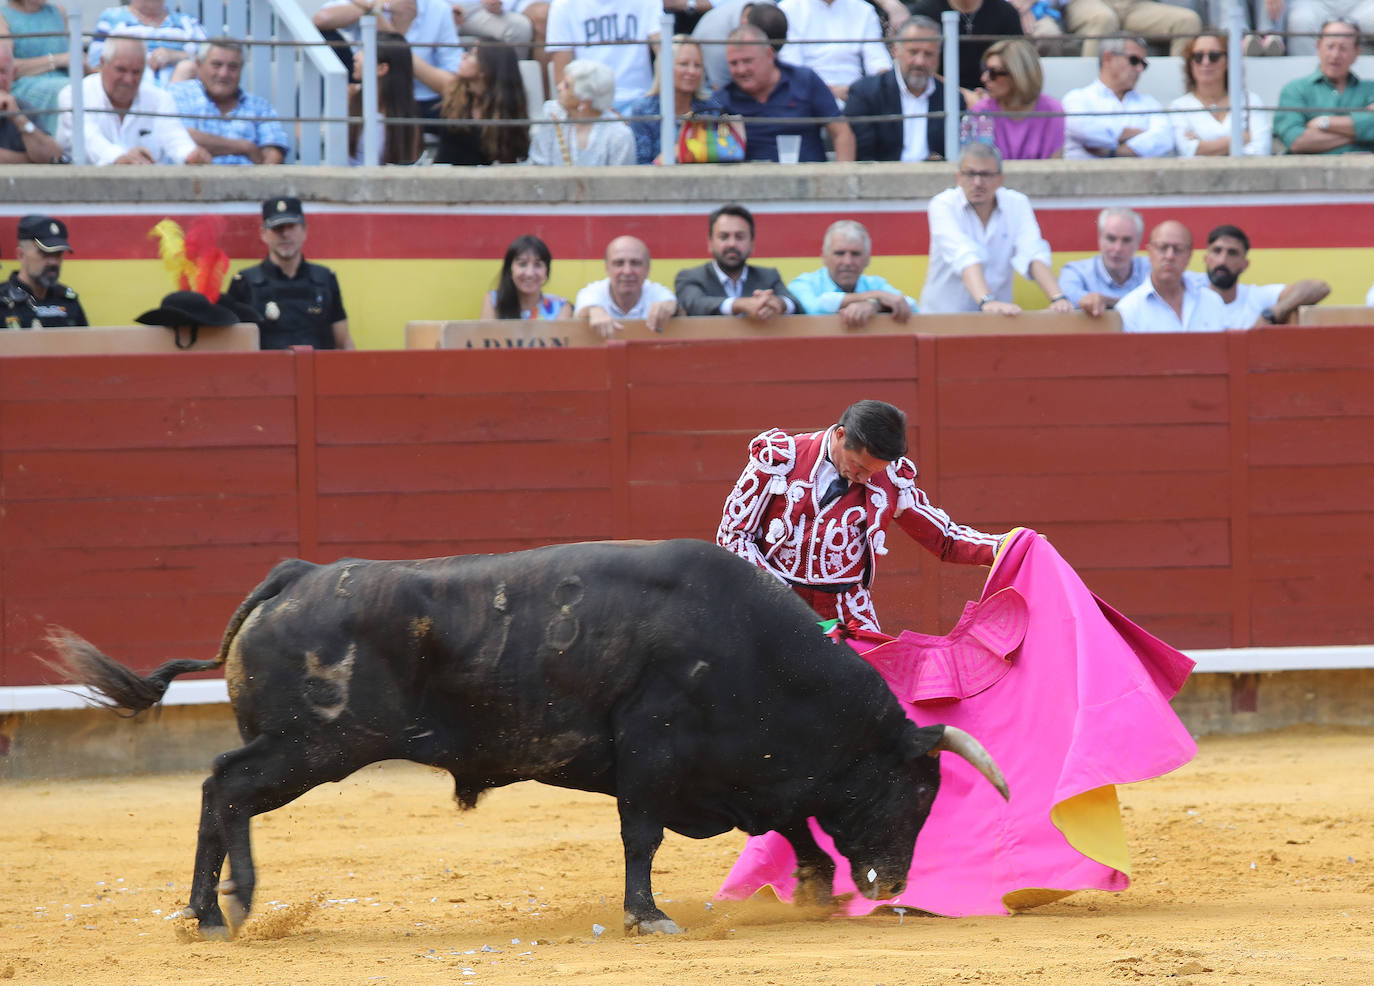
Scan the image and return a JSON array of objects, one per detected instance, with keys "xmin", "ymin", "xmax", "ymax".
[{"xmin": 716, "ymin": 528, "xmax": 1197, "ymax": 916}]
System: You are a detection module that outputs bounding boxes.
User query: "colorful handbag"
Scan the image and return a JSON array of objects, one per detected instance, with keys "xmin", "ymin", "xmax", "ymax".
[{"xmin": 675, "ymin": 115, "xmax": 746, "ymax": 163}]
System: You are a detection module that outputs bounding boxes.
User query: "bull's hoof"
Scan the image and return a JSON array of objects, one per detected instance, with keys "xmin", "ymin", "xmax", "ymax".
[
  {"xmin": 793, "ymin": 868, "xmax": 837, "ymax": 910},
  {"xmin": 623, "ymin": 912, "xmax": 683, "ymax": 935},
  {"xmin": 197, "ymin": 922, "xmax": 233, "ymax": 943},
  {"xmin": 217, "ymin": 880, "xmax": 247, "ymax": 935}
]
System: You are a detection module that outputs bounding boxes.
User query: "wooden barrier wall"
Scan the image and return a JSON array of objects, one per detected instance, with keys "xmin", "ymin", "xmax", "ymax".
[{"xmin": 2, "ymin": 327, "xmax": 1371, "ymax": 685}]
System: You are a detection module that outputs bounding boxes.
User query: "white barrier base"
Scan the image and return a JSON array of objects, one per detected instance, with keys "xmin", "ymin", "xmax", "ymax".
[{"xmin": 3, "ymin": 646, "xmax": 1372, "ymax": 714}]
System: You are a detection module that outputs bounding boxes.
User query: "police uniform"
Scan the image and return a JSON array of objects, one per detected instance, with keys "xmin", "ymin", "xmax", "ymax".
[
  {"xmin": 3, "ymin": 214, "xmax": 87, "ymax": 329},
  {"xmin": 2, "ymin": 271, "xmax": 88, "ymax": 329},
  {"xmin": 225, "ymin": 258, "xmax": 347, "ymax": 350}
]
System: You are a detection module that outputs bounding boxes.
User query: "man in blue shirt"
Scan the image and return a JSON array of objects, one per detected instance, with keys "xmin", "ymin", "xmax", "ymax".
[
  {"xmin": 169, "ymin": 39, "xmax": 289, "ymax": 165},
  {"xmin": 1057, "ymin": 207, "xmax": 1150, "ymax": 317},
  {"xmin": 716, "ymin": 23, "xmax": 854, "ymax": 162},
  {"xmin": 788, "ymin": 220, "xmax": 915, "ymax": 326}
]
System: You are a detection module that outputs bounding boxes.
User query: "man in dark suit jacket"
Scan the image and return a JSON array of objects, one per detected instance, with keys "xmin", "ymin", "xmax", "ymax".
[
  {"xmin": 675, "ymin": 203, "xmax": 802, "ymax": 319},
  {"xmin": 845, "ymin": 16, "xmax": 966, "ymax": 162}
]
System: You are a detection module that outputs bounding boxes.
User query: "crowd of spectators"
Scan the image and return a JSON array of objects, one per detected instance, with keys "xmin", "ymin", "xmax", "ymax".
[{"xmin": 0, "ymin": 0, "xmax": 1369, "ymax": 167}]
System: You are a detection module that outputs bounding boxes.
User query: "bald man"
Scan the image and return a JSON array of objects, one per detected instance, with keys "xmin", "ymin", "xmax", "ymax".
[
  {"xmin": 56, "ymin": 36, "xmax": 211, "ymax": 165},
  {"xmin": 1115, "ymin": 220, "xmax": 1225, "ymax": 333},
  {"xmin": 572, "ymin": 235, "xmax": 680, "ymax": 337}
]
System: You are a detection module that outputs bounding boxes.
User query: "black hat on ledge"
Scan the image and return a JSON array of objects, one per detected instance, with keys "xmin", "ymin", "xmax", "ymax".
[{"xmin": 136, "ymin": 291, "xmax": 261, "ymax": 348}]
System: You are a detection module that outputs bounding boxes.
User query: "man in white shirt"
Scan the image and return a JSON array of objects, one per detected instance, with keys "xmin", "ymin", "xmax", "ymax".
[
  {"xmin": 574, "ymin": 235, "xmax": 679, "ymax": 336},
  {"xmin": 777, "ymin": 0, "xmax": 891, "ymax": 103},
  {"xmin": 1058, "ymin": 207, "xmax": 1151, "ymax": 316},
  {"xmin": 56, "ymin": 36, "xmax": 211, "ymax": 166},
  {"xmin": 1061, "ymin": 34, "xmax": 1173, "ymax": 159},
  {"xmin": 1186, "ymin": 224, "xmax": 1331, "ymax": 329},
  {"xmin": 1116, "ymin": 220, "xmax": 1225, "ymax": 333},
  {"xmin": 918, "ymin": 142, "xmax": 1072, "ymax": 315},
  {"xmin": 546, "ymin": 0, "xmax": 662, "ymax": 104},
  {"xmin": 313, "ymin": 0, "xmax": 465, "ymax": 110}
]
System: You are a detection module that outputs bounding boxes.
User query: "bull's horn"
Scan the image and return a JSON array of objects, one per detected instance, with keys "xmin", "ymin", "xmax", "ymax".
[{"xmin": 935, "ymin": 725, "xmax": 1010, "ymax": 801}]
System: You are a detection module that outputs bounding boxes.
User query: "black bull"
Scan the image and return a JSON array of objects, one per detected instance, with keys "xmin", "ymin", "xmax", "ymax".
[{"xmin": 47, "ymin": 539, "xmax": 1008, "ymax": 936}]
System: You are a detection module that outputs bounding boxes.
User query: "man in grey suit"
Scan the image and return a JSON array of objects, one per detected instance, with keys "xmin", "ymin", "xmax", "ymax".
[{"xmin": 674, "ymin": 203, "xmax": 801, "ymax": 321}]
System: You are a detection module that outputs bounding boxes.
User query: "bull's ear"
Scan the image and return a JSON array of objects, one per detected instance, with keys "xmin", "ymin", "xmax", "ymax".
[{"xmin": 901, "ymin": 723, "xmax": 946, "ymax": 761}]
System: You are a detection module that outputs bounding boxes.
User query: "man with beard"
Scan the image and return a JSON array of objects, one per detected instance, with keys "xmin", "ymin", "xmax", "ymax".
[
  {"xmin": 1186, "ymin": 225, "xmax": 1330, "ymax": 329},
  {"xmin": 2, "ymin": 215, "xmax": 87, "ymax": 329},
  {"xmin": 674, "ymin": 203, "xmax": 800, "ymax": 321},
  {"xmin": 845, "ymin": 16, "xmax": 963, "ymax": 162},
  {"xmin": 1116, "ymin": 220, "xmax": 1224, "ymax": 333},
  {"xmin": 788, "ymin": 220, "xmax": 915, "ymax": 325},
  {"xmin": 573, "ymin": 235, "xmax": 679, "ymax": 336},
  {"xmin": 225, "ymin": 197, "xmax": 355, "ymax": 350}
]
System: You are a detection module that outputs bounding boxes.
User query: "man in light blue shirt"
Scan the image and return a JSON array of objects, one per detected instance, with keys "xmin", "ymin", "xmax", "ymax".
[
  {"xmin": 169, "ymin": 40, "xmax": 289, "ymax": 165},
  {"xmin": 1058, "ymin": 207, "xmax": 1150, "ymax": 317},
  {"xmin": 788, "ymin": 220, "xmax": 916, "ymax": 327}
]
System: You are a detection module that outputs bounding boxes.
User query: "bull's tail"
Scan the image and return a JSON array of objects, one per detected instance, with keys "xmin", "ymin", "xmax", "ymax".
[
  {"xmin": 42, "ymin": 628, "xmax": 223, "ymax": 716},
  {"xmin": 43, "ymin": 558, "xmax": 317, "ymax": 716}
]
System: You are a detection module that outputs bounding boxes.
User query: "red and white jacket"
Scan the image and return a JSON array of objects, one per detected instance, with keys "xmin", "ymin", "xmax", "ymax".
[{"xmin": 716, "ymin": 426, "xmax": 1002, "ymax": 629}]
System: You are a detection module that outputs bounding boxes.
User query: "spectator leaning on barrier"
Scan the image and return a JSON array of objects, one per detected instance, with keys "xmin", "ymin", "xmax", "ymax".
[
  {"xmin": 675, "ymin": 203, "xmax": 801, "ymax": 320},
  {"xmin": 788, "ymin": 219, "xmax": 916, "ymax": 325},
  {"xmin": 481, "ymin": 234, "xmax": 572, "ymax": 319},
  {"xmin": 1061, "ymin": 34, "xmax": 1173, "ymax": 158},
  {"xmin": 0, "ymin": 40, "xmax": 65, "ymax": 164},
  {"xmin": 776, "ymin": 0, "xmax": 892, "ymax": 104},
  {"xmin": 546, "ymin": 0, "xmax": 663, "ymax": 105},
  {"xmin": 717, "ymin": 23, "xmax": 856, "ymax": 161},
  {"xmin": 2, "ymin": 215, "xmax": 86, "ymax": 330},
  {"xmin": 169, "ymin": 39, "xmax": 290, "ymax": 166},
  {"xmin": 314, "ymin": 0, "xmax": 464, "ymax": 115},
  {"xmin": 918, "ymin": 142, "xmax": 1071, "ymax": 316},
  {"xmin": 449, "ymin": 0, "xmax": 535, "ymax": 59},
  {"xmin": 1060, "ymin": 0, "xmax": 1199, "ymax": 58},
  {"xmin": 56, "ymin": 36, "xmax": 212, "ymax": 165},
  {"xmin": 1169, "ymin": 31, "xmax": 1271, "ymax": 157},
  {"xmin": 88, "ymin": 0, "xmax": 206, "ymax": 87},
  {"xmin": 574, "ymin": 235, "xmax": 679, "ymax": 336},
  {"xmin": 904, "ymin": 0, "xmax": 1024, "ymax": 97},
  {"xmin": 1184, "ymin": 224, "xmax": 1331, "ymax": 329},
  {"xmin": 0, "ymin": 0, "xmax": 77, "ymax": 134},
  {"xmin": 225, "ymin": 197, "xmax": 356, "ymax": 351},
  {"xmin": 1115, "ymin": 220, "xmax": 1225, "ymax": 333},
  {"xmin": 526, "ymin": 59, "xmax": 636, "ymax": 165},
  {"xmin": 1274, "ymin": 18, "xmax": 1374, "ymax": 155},
  {"xmin": 845, "ymin": 15, "xmax": 963, "ymax": 161},
  {"xmin": 1058, "ymin": 206, "xmax": 1151, "ymax": 315}
]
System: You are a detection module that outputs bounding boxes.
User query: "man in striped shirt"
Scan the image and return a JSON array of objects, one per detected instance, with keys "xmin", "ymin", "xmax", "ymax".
[{"xmin": 169, "ymin": 39, "xmax": 289, "ymax": 165}]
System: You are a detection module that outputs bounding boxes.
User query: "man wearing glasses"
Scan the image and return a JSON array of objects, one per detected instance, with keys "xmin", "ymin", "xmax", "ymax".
[
  {"xmin": 1274, "ymin": 18, "xmax": 1374, "ymax": 153},
  {"xmin": 918, "ymin": 142, "xmax": 1072, "ymax": 315},
  {"xmin": 1115, "ymin": 220, "xmax": 1224, "ymax": 333},
  {"xmin": 1061, "ymin": 34, "xmax": 1174, "ymax": 158}
]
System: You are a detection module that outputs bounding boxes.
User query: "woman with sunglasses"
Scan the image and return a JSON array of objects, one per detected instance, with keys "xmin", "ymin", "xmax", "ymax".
[
  {"xmin": 967, "ymin": 38, "xmax": 1064, "ymax": 159},
  {"xmin": 1169, "ymin": 32, "xmax": 1271, "ymax": 157}
]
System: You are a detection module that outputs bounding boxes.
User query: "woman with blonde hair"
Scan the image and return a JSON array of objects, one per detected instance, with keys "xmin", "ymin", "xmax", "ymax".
[
  {"xmin": 967, "ymin": 38, "xmax": 1064, "ymax": 160},
  {"xmin": 1169, "ymin": 32, "xmax": 1271, "ymax": 157},
  {"xmin": 623, "ymin": 35, "xmax": 723, "ymax": 165}
]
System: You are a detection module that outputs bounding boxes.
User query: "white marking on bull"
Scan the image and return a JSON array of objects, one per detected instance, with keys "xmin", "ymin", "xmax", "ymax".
[
  {"xmin": 479, "ymin": 582, "xmax": 512, "ymax": 665},
  {"xmin": 304, "ymin": 644, "xmax": 356, "ymax": 721},
  {"xmin": 688, "ymin": 660, "xmax": 709, "ymax": 679},
  {"xmin": 335, "ymin": 564, "xmax": 357, "ymax": 597}
]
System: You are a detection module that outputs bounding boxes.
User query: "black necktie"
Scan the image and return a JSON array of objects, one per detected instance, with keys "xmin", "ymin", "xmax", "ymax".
[{"xmin": 820, "ymin": 474, "xmax": 850, "ymax": 508}]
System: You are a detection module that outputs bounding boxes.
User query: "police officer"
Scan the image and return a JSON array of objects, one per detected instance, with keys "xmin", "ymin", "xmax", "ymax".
[
  {"xmin": 2, "ymin": 215, "xmax": 87, "ymax": 330},
  {"xmin": 225, "ymin": 196, "xmax": 355, "ymax": 350}
]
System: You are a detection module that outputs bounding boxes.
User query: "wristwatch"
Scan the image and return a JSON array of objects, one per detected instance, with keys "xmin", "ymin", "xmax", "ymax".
[
  {"xmin": 686, "ymin": 0, "xmax": 698, "ymax": 10},
  {"xmin": 1260, "ymin": 306, "xmax": 1279, "ymax": 324},
  {"xmin": 978, "ymin": 294, "xmax": 995, "ymax": 310},
  {"xmin": 21, "ymin": 119, "xmax": 36, "ymax": 135},
  {"xmin": 1317, "ymin": 115, "xmax": 1331, "ymax": 131}
]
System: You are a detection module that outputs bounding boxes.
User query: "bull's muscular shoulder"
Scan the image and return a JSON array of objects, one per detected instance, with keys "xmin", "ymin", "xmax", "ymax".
[{"xmin": 747, "ymin": 428, "xmax": 795, "ymax": 473}]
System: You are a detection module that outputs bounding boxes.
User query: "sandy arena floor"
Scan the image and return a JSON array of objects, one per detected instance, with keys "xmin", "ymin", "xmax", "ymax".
[{"xmin": 2, "ymin": 727, "xmax": 1372, "ymax": 985}]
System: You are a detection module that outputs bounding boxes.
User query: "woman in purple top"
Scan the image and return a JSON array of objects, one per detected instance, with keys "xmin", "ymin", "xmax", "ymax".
[{"xmin": 968, "ymin": 39, "xmax": 1064, "ymax": 160}]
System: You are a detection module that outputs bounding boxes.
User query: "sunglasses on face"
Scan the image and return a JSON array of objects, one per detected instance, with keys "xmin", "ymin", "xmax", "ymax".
[
  {"xmin": 1116, "ymin": 52, "xmax": 1149, "ymax": 69},
  {"xmin": 979, "ymin": 64, "xmax": 1010, "ymax": 79},
  {"xmin": 1190, "ymin": 50, "xmax": 1225, "ymax": 63}
]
